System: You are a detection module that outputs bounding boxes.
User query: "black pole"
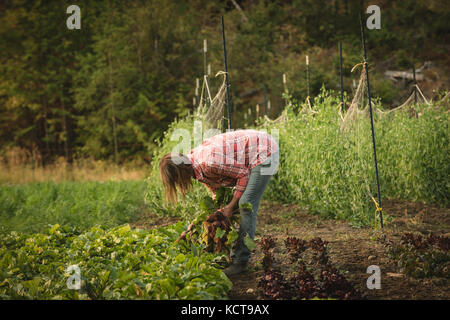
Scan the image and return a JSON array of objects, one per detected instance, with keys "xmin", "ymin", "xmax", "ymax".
[
  {"xmin": 360, "ymin": 11, "xmax": 383, "ymax": 229},
  {"xmin": 413, "ymin": 65, "xmax": 417, "ymax": 105},
  {"xmin": 339, "ymin": 42, "xmax": 344, "ymax": 112},
  {"xmin": 221, "ymin": 16, "xmax": 232, "ymax": 130}
]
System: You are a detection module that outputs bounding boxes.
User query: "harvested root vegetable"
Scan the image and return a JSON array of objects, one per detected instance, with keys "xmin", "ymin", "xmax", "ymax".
[
  {"xmin": 202, "ymin": 210, "xmax": 233, "ymax": 253},
  {"xmin": 178, "ymin": 209, "xmax": 239, "ymax": 254},
  {"xmin": 177, "ymin": 189, "xmax": 239, "ymax": 253}
]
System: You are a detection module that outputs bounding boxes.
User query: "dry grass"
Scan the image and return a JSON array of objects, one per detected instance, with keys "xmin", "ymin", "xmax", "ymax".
[{"xmin": 0, "ymin": 147, "xmax": 148, "ymax": 184}]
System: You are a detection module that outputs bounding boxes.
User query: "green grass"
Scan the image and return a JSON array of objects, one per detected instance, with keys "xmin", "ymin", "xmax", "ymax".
[{"xmin": 0, "ymin": 180, "xmax": 147, "ymax": 234}]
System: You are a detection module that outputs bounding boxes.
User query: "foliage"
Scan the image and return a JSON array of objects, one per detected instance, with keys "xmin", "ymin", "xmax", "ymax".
[
  {"xmin": 0, "ymin": 223, "xmax": 232, "ymax": 299},
  {"xmin": 0, "ymin": 0, "xmax": 204, "ymax": 162},
  {"xmin": 0, "ymin": 0, "xmax": 115, "ymax": 162},
  {"xmin": 376, "ymin": 103, "xmax": 449, "ymax": 206},
  {"xmin": 72, "ymin": 2, "xmax": 187, "ymax": 161},
  {"xmin": 0, "ymin": 183, "xmax": 238, "ymax": 300}
]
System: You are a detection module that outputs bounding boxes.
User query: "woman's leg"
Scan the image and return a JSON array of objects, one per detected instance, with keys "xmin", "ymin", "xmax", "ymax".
[{"xmin": 232, "ymin": 161, "xmax": 273, "ymax": 265}]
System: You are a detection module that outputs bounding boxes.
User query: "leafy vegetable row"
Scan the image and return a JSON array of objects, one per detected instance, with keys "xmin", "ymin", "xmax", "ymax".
[{"xmin": 0, "ymin": 222, "xmax": 232, "ymax": 300}]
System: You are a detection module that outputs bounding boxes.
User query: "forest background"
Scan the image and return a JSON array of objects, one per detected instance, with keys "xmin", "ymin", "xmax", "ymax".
[{"xmin": 1, "ymin": 0, "xmax": 448, "ymax": 168}]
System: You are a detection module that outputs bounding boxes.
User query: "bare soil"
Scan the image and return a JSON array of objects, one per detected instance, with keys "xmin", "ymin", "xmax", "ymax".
[{"xmin": 227, "ymin": 199, "xmax": 450, "ymax": 300}]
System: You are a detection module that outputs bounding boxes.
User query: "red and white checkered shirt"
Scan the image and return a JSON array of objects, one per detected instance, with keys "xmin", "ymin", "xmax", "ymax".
[{"xmin": 187, "ymin": 130, "xmax": 278, "ymax": 199}]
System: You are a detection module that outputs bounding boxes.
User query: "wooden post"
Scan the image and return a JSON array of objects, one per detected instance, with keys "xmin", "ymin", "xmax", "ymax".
[
  {"xmin": 203, "ymin": 39, "xmax": 207, "ymax": 78},
  {"xmin": 203, "ymin": 39, "xmax": 211, "ymax": 108},
  {"xmin": 194, "ymin": 78, "xmax": 199, "ymax": 107},
  {"xmin": 413, "ymin": 65, "xmax": 417, "ymax": 105},
  {"xmin": 306, "ymin": 55, "xmax": 310, "ymax": 97},
  {"xmin": 283, "ymin": 73, "xmax": 288, "ymax": 106}
]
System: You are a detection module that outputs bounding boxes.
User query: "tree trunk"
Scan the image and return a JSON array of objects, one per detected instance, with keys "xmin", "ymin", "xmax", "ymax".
[{"xmin": 61, "ymin": 99, "xmax": 70, "ymax": 162}]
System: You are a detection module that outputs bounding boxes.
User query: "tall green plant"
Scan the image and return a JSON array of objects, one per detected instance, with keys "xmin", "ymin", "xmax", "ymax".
[{"xmin": 263, "ymin": 89, "xmax": 449, "ymax": 226}]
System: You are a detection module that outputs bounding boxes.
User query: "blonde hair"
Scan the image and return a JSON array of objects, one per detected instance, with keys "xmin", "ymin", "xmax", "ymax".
[{"xmin": 159, "ymin": 153, "xmax": 193, "ymax": 203}]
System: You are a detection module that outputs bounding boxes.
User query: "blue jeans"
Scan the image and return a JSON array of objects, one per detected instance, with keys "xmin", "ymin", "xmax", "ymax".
[{"xmin": 232, "ymin": 151, "xmax": 279, "ymax": 264}]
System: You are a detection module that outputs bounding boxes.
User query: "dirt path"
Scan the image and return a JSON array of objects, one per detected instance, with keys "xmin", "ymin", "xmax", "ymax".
[{"xmin": 227, "ymin": 200, "xmax": 450, "ymax": 300}]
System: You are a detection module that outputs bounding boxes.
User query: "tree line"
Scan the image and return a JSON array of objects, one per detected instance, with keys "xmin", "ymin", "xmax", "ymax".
[{"xmin": 1, "ymin": 0, "xmax": 448, "ymax": 163}]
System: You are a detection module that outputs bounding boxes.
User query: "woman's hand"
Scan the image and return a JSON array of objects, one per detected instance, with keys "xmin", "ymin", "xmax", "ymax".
[
  {"xmin": 222, "ymin": 193, "xmax": 240, "ymax": 218},
  {"xmin": 222, "ymin": 205, "xmax": 234, "ymax": 218},
  {"xmin": 177, "ymin": 222, "xmax": 195, "ymax": 242}
]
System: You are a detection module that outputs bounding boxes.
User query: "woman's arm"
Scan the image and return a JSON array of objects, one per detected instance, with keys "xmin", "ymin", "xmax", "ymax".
[
  {"xmin": 222, "ymin": 193, "xmax": 240, "ymax": 218},
  {"xmin": 203, "ymin": 183, "xmax": 217, "ymax": 200},
  {"xmin": 203, "ymin": 166, "xmax": 249, "ymax": 217},
  {"xmin": 222, "ymin": 175, "xmax": 248, "ymax": 217}
]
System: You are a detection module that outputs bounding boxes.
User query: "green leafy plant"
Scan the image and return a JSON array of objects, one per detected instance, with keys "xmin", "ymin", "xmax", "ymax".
[
  {"xmin": 0, "ymin": 223, "xmax": 232, "ymax": 300},
  {"xmin": 0, "ymin": 180, "xmax": 146, "ymax": 234}
]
